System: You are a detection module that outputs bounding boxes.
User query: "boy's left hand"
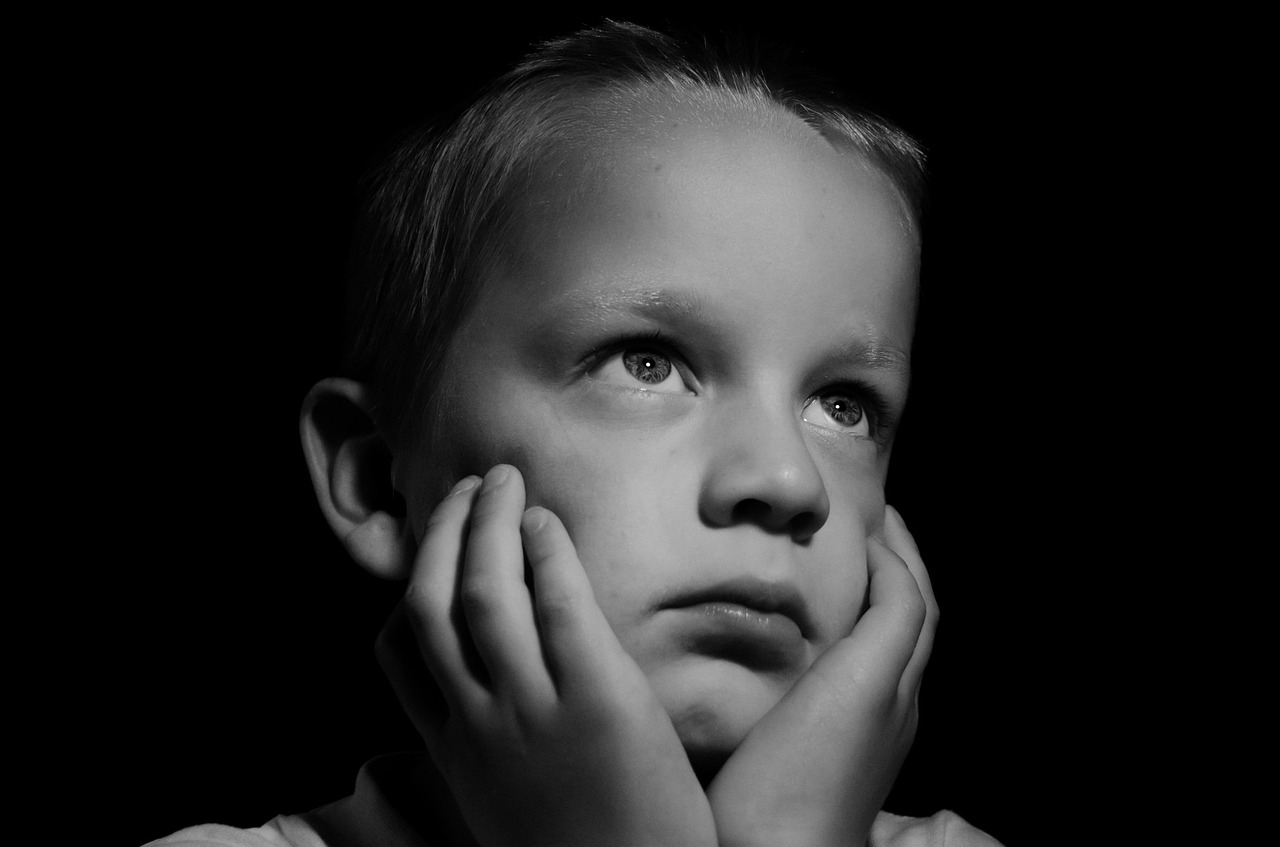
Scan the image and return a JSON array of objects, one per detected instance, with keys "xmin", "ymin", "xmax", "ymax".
[{"xmin": 705, "ymin": 505, "xmax": 938, "ymax": 847}]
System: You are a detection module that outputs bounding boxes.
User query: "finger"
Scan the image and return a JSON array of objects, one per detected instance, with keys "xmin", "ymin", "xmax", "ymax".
[
  {"xmin": 865, "ymin": 533, "xmax": 927, "ymax": 682},
  {"xmin": 407, "ymin": 474, "xmax": 487, "ymax": 712},
  {"xmin": 883, "ymin": 505, "xmax": 938, "ymax": 693},
  {"xmin": 376, "ymin": 601, "xmax": 447, "ymax": 751},
  {"xmin": 788, "ymin": 536, "xmax": 925, "ymax": 719},
  {"xmin": 826, "ymin": 532, "xmax": 926, "ymax": 695},
  {"xmin": 520, "ymin": 505, "xmax": 626, "ymax": 693},
  {"xmin": 461, "ymin": 465, "xmax": 551, "ymax": 699}
]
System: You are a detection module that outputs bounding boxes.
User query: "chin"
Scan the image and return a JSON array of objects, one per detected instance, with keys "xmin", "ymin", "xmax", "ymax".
[{"xmin": 650, "ymin": 658, "xmax": 792, "ymax": 782}]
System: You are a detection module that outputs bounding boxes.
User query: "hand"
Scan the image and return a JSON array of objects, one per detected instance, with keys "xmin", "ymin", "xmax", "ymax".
[
  {"xmin": 377, "ymin": 465, "xmax": 717, "ymax": 847},
  {"xmin": 706, "ymin": 505, "xmax": 938, "ymax": 847}
]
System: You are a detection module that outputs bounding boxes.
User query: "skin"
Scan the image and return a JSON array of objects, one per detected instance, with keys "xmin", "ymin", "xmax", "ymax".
[{"xmin": 334, "ymin": 104, "xmax": 937, "ymax": 846}]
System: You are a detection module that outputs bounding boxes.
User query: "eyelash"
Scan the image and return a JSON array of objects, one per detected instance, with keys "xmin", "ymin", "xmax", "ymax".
[{"xmin": 583, "ymin": 333, "xmax": 895, "ymax": 437}]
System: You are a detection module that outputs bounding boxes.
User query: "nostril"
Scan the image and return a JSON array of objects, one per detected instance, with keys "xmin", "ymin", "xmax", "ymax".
[
  {"xmin": 729, "ymin": 498, "xmax": 773, "ymax": 526},
  {"xmin": 787, "ymin": 511, "xmax": 820, "ymax": 542},
  {"xmin": 728, "ymin": 499, "xmax": 819, "ymax": 541}
]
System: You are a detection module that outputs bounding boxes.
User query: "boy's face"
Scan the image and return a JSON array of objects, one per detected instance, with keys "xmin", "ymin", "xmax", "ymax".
[{"xmin": 400, "ymin": 108, "xmax": 918, "ymax": 768}]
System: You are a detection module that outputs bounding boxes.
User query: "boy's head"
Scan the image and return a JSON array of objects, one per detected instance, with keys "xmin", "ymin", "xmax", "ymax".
[{"xmin": 302, "ymin": 21, "xmax": 925, "ymax": 775}]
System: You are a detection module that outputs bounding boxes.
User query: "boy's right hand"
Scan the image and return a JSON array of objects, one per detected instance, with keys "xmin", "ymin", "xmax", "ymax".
[{"xmin": 377, "ymin": 465, "xmax": 717, "ymax": 847}]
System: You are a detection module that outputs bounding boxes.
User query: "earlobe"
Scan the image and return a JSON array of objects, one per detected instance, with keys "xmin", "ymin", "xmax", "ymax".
[{"xmin": 299, "ymin": 378, "xmax": 415, "ymax": 580}]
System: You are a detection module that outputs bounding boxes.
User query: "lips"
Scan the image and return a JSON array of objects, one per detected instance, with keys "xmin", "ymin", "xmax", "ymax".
[{"xmin": 658, "ymin": 577, "xmax": 813, "ymax": 669}]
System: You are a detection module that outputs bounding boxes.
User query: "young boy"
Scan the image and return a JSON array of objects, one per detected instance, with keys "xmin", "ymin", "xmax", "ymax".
[{"xmin": 150, "ymin": 20, "xmax": 1001, "ymax": 847}]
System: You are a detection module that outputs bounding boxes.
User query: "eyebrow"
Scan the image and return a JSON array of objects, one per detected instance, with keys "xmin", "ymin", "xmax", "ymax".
[
  {"xmin": 541, "ymin": 287, "xmax": 709, "ymax": 328},
  {"xmin": 826, "ymin": 335, "xmax": 912, "ymax": 372}
]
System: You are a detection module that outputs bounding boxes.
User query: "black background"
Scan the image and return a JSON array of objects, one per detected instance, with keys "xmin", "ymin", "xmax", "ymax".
[{"xmin": 58, "ymin": 9, "xmax": 1157, "ymax": 846}]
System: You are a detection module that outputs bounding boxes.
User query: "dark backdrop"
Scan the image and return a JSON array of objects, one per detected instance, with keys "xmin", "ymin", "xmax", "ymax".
[{"xmin": 80, "ymin": 10, "xmax": 1142, "ymax": 846}]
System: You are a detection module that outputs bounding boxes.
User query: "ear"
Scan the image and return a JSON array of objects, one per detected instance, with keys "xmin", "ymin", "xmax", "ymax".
[{"xmin": 300, "ymin": 378, "xmax": 415, "ymax": 580}]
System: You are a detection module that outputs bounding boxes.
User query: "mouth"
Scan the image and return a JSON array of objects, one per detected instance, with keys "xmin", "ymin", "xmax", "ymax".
[{"xmin": 657, "ymin": 578, "xmax": 814, "ymax": 669}]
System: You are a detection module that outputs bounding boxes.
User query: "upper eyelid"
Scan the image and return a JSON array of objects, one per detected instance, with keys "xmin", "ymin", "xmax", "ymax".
[
  {"xmin": 811, "ymin": 380, "xmax": 875, "ymax": 406},
  {"xmin": 583, "ymin": 331, "xmax": 677, "ymax": 366}
]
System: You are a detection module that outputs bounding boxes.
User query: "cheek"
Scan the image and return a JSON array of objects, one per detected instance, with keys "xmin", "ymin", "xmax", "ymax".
[
  {"xmin": 855, "ymin": 480, "xmax": 887, "ymax": 539},
  {"xmin": 806, "ymin": 465, "xmax": 887, "ymax": 640},
  {"xmin": 511, "ymin": 420, "xmax": 694, "ymax": 639},
  {"xmin": 521, "ymin": 435, "xmax": 673, "ymax": 581},
  {"xmin": 440, "ymin": 393, "xmax": 674, "ymax": 558},
  {"xmin": 823, "ymin": 438, "xmax": 889, "ymax": 538}
]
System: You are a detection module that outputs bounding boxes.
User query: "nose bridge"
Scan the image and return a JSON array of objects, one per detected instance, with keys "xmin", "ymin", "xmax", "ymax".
[{"xmin": 699, "ymin": 382, "xmax": 831, "ymax": 540}]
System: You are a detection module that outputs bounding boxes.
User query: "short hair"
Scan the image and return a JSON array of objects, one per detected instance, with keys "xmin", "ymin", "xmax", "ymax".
[{"xmin": 342, "ymin": 20, "xmax": 927, "ymax": 448}]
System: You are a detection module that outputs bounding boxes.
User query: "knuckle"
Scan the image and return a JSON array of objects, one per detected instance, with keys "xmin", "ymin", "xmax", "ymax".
[
  {"xmin": 469, "ymin": 494, "xmax": 507, "ymax": 523},
  {"xmin": 534, "ymin": 589, "xmax": 578, "ymax": 630},
  {"xmin": 409, "ymin": 563, "xmax": 451, "ymax": 600},
  {"xmin": 459, "ymin": 579, "xmax": 502, "ymax": 622},
  {"xmin": 471, "ymin": 487, "xmax": 515, "ymax": 523},
  {"xmin": 523, "ymin": 537, "xmax": 556, "ymax": 568},
  {"xmin": 894, "ymin": 590, "xmax": 927, "ymax": 635},
  {"xmin": 403, "ymin": 583, "xmax": 440, "ymax": 621}
]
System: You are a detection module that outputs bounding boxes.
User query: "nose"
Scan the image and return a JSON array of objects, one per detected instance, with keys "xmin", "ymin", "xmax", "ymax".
[{"xmin": 698, "ymin": 395, "xmax": 831, "ymax": 542}]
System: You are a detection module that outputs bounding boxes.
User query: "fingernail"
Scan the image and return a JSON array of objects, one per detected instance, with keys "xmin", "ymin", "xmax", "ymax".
[
  {"xmin": 450, "ymin": 476, "xmax": 481, "ymax": 495},
  {"xmin": 484, "ymin": 465, "xmax": 511, "ymax": 486},
  {"xmin": 522, "ymin": 506, "xmax": 548, "ymax": 533}
]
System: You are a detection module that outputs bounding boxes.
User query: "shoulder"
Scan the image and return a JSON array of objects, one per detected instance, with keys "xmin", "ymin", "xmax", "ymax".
[
  {"xmin": 140, "ymin": 753, "xmax": 432, "ymax": 847},
  {"xmin": 871, "ymin": 809, "xmax": 1004, "ymax": 847},
  {"xmin": 142, "ymin": 816, "xmax": 327, "ymax": 847}
]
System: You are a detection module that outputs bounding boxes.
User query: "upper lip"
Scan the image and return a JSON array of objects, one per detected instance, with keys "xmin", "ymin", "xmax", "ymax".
[{"xmin": 659, "ymin": 577, "xmax": 815, "ymax": 639}]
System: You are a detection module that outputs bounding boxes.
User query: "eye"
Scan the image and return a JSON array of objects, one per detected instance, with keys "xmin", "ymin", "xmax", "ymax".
[
  {"xmin": 802, "ymin": 392, "xmax": 870, "ymax": 436},
  {"xmin": 591, "ymin": 347, "xmax": 693, "ymax": 394}
]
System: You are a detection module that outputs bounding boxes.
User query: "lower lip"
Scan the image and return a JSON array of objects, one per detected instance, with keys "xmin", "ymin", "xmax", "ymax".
[{"xmin": 671, "ymin": 602, "xmax": 805, "ymax": 668}]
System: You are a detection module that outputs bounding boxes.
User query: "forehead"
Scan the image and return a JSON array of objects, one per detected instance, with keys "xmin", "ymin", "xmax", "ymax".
[{"xmin": 483, "ymin": 101, "xmax": 918, "ymax": 355}]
